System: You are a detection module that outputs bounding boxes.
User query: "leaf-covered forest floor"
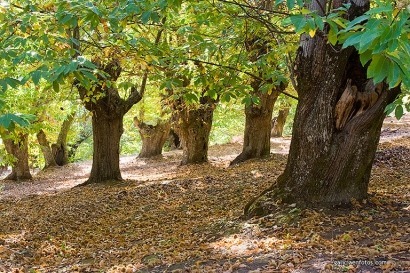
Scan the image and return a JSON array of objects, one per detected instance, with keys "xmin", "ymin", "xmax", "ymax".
[{"xmin": 0, "ymin": 117, "xmax": 409, "ymax": 273}]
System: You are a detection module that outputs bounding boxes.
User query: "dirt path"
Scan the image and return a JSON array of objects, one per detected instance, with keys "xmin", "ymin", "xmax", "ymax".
[{"xmin": 0, "ymin": 115, "xmax": 408, "ymax": 201}]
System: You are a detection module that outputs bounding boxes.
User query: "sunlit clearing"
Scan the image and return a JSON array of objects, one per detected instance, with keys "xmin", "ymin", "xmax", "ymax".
[{"xmin": 208, "ymin": 224, "xmax": 290, "ymax": 257}]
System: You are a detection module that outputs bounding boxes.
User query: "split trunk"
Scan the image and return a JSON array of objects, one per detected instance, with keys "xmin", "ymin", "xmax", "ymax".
[
  {"xmin": 245, "ymin": 0, "xmax": 400, "ymax": 217},
  {"xmin": 271, "ymin": 108, "xmax": 290, "ymax": 137},
  {"xmin": 37, "ymin": 130, "xmax": 58, "ymax": 168},
  {"xmin": 52, "ymin": 112, "xmax": 75, "ymax": 166},
  {"xmin": 176, "ymin": 98, "xmax": 216, "ymax": 165},
  {"xmin": 134, "ymin": 118, "xmax": 171, "ymax": 158}
]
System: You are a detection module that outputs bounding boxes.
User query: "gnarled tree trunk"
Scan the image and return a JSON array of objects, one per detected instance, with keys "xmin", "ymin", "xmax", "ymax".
[
  {"xmin": 231, "ymin": 87, "xmax": 281, "ymax": 165},
  {"xmin": 77, "ymin": 59, "xmax": 142, "ymax": 184},
  {"xmin": 36, "ymin": 113, "xmax": 74, "ymax": 169},
  {"xmin": 37, "ymin": 130, "xmax": 58, "ymax": 168},
  {"xmin": 231, "ymin": 9, "xmax": 287, "ymax": 165},
  {"xmin": 175, "ymin": 97, "xmax": 216, "ymax": 165},
  {"xmin": 245, "ymin": 0, "xmax": 400, "ymax": 217},
  {"xmin": 2, "ymin": 133, "xmax": 32, "ymax": 181},
  {"xmin": 52, "ymin": 112, "xmax": 75, "ymax": 166},
  {"xmin": 271, "ymin": 108, "xmax": 290, "ymax": 137},
  {"xmin": 134, "ymin": 117, "xmax": 171, "ymax": 158}
]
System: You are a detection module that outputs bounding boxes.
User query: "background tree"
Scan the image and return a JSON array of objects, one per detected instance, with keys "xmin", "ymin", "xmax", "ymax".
[
  {"xmin": 0, "ymin": 95, "xmax": 35, "ymax": 180},
  {"xmin": 225, "ymin": 0, "xmax": 291, "ymax": 165},
  {"xmin": 133, "ymin": 92, "xmax": 171, "ymax": 158},
  {"xmin": 246, "ymin": 0, "xmax": 409, "ymax": 217},
  {"xmin": 0, "ymin": 0, "xmax": 178, "ymax": 183}
]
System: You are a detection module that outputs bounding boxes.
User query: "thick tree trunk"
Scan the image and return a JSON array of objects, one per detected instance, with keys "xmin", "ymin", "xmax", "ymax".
[
  {"xmin": 271, "ymin": 108, "xmax": 290, "ymax": 137},
  {"xmin": 231, "ymin": 87, "xmax": 280, "ymax": 165},
  {"xmin": 77, "ymin": 58, "xmax": 142, "ymax": 184},
  {"xmin": 2, "ymin": 133, "xmax": 32, "ymax": 181},
  {"xmin": 176, "ymin": 99, "xmax": 216, "ymax": 165},
  {"xmin": 245, "ymin": 0, "xmax": 400, "ymax": 217},
  {"xmin": 52, "ymin": 112, "xmax": 75, "ymax": 166},
  {"xmin": 87, "ymin": 113, "xmax": 124, "ymax": 183},
  {"xmin": 37, "ymin": 130, "xmax": 58, "ymax": 168},
  {"xmin": 134, "ymin": 118, "xmax": 171, "ymax": 158},
  {"xmin": 231, "ymin": 9, "xmax": 286, "ymax": 165}
]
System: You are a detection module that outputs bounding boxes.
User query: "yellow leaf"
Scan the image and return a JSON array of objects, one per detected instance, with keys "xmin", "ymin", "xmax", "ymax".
[
  {"xmin": 334, "ymin": 18, "xmax": 346, "ymax": 28},
  {"xmin": 393, "ymin": 8, "xmax": 400, "ymax": 17},
  {"xmin": 309, "ymin": 29, "xmax": 316, "ymax": 38}
]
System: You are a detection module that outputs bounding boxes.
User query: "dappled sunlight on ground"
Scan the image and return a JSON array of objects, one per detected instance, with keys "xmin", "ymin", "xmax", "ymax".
[{"xmin": 0, "ymin": 116, "xmax": 409, "ymax": 272}]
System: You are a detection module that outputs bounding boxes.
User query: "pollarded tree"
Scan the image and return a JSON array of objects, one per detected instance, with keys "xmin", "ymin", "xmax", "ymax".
[
  {"xmin": 0, "ymin": 0, "xmax": 175, "ymax": 183},
  {"xmin": 271, "ymin": 106, "xmax": 291, "ymax": 137},
  {"xmin": 160, "ymin": 3, "xmax": 228, "ymax": 165},
  {"xmin": 164, "ymin": 69, "xmax": 219, "ymax": 165},
  {"xmin": 227, "ymin": 0, "xmax": 290, "ymax": 165},
  {"xmin": 76, "ymin": 56, "xmax": 144, "ymax": 183},
  {"xmin": 0, "ymin": 97, "xmax": 35, "ymax": 180},
  {"xmin": 132, "ymin": 81, "xmax": 173, "ymax": 158},
  {"xmin": 245, "ymin": 0, "xmax": 409, "ymax": 216},
  {"xmin": 172, "ymin": 93, "xmax": 217, "ymax": 165},
  {"xmin": 134, "ymin": 118, "xmax": 171, "ymax": 158},
  {"xmin": 1, "ymin": 132, "xmax": 31, "ymax": 180}
]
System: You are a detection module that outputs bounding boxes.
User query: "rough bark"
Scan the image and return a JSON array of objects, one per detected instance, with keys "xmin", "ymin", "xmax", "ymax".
[
  {"xmin": 52, "ymin": 112, "xmax": 75, "ymax": 166},
  {"xmin": 166, "ymin": 128, "xmax": 181, "ymax": 150},
  {"xmin": 175, "ymin": 97, "xmax": 216, "ymax": 165},
  {"xmin": 77, "ymin": 58, "xmax": 142, "ymax": 184},
  {"xmin": 87, "ymin": 114, "xmax": 124, "ymax": 182},
  {"xmin": 134, "ymin": 117, "xmax": 171, "ymax": 158},
  {"xmin": 271, "ymin": 108, "xmax": 290, "ymax": 137},
  {"xmin": 37, "ymin": 130, "xmax": 58, "ymax": 168},
  {"xmin": 245, "ymin": 0, "xmax": 400, "ymax": 217},
  {"xmin": 2, "ymin": 133, "xmax": 32, "ymax": 181},
  {"xmin": 231, "ymin": 13, "xmax": 286, "ymax": 165},
  {"xmin": 231, "ymin": 86, "xmax": 281, "ymax": 165}
]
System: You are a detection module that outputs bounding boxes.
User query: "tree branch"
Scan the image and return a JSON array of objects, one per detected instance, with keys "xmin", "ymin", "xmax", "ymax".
[
  {"xmin": 217, "ymin": 0, "xmax": 291, "ymax": 16},
  {"xmin": 187, "ymin": 58, "xmax": 298, "ymax": 101},
  {"xmin": 124, "ymin": 17, "xmax": 167, "ymax": 111}
]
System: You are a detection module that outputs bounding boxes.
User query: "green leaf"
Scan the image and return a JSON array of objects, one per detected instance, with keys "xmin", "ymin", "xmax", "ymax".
[
  {"xmin": 395, "ymin": 105, "xmax": 404, "ymax": 119},
  {"xmin": 0, "ymin": 113, "xmax": 36, "ymax": 129},
  {"xmin": 287, "ymin": 0, "xmax": 295, "ymax": 9},
  {"xmin": 313, "ymin": 14, "xmax": 324, "ymax": 31},
  {"xmin": 387, "ymin": 62, "xmax": 401, "ymax": 88},
  {"xmin": 342, "ymin": 32, "xmax": 362, "ymax": 48},
  {"xmin": 53, "ymin": 81, "xmax": 60, "ymax": 92},
  {"xmin": 275, "ymin": 0, "xmax": 284, "ymax": 6},
  {"xmin": 367, "ymin": 54, "xmax": 389, "ymax": 84},
  {"xmin": 141, "ymin": 11, "xmax": 152, "ymax": 24},
  {"xmin": 31, "ymin": 70, "xmax": 42, "ymax": 85},
  {"xmin": 385, "ymin": 102, "xmax": 396, "ymax": 115},
  {"xmin": 184, "ymin": 93, "xmax": 198, "ymax": 103},
  {"xmin": 0, "ymin": 79, "xmax": 8, "ymax": 92},
  {"xmin": 359, "ymin": 50, "xmax": 372, "ymax": 66},
  {"xmin": 5, "ymin": 77, "xmax": 21, "ymax": 89},
  {"xmin": 290, "ymin": 15, "xmax": 307, "ymax": 32},
  {"xmin": 328, "ymin": 28, "xmax": 338, "ymax": 45},
  {"xmin": 344, "ymin": 14, "xmax": 369, "ymax": 31}
]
